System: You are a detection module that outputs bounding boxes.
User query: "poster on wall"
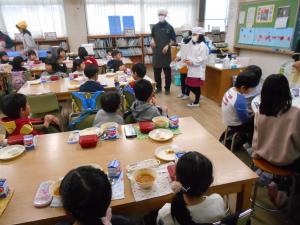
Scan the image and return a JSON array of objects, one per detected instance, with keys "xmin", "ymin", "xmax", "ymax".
[
  {"xmin": 239, "ymin": 11, "xmax": 246, "ymax": 25},
  {"xmin": 246, "ymin": 7, "xmax": 256, "ymax": 28},
  {"xmin": 238, "ymin": 27, "xmax": 255, "ymax": 45},
  {"xmin": 256, "ymin": 5, "xmax": 274, "ymax": 23},
  {"xmin": 275, "ymin": 6, "xmax": 290, "ymax": 28}
]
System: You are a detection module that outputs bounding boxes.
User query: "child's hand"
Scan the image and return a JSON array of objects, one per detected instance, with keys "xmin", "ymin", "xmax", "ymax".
[
  {"xmin": 44, "ymin": 114, "xmax": 60, "ymax": 128},
  {"xmin": 184, "ymin": 60, "xmax": 193, "ymax": 66},
  {"xmin": 162, "ymin": 45, "xmax": 169, "ymax": 54}
]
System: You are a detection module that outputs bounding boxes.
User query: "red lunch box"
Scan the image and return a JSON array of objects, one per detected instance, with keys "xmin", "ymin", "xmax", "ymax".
[
  {"xmin": 8, "ymin": 135, "xmax": 24, "ymax": 145},
  {"xmin": 139, "ymin": 121, "xmax": 155, "ymax": 134},
  {"xmin": 79, "ymin": 135, "xmax": 98, "ymax": 148},
  {"xmin": 50, "ymin": 75, "xmax": 59, "ymax": 81}
]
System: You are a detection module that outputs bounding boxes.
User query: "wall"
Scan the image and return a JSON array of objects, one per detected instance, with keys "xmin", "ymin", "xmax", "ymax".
[
  {"xmin": 63, "ymin": 0, "xmax": 88, "ymax": 52},
  {"xmin": 226, "ymin": 0, "xmax": 291, "ymax": 77}
]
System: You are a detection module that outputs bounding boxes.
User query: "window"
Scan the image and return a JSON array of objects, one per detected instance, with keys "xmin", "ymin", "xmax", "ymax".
[
  {"xmin": 0, "ymin": 0, "xmax": 67, "ymax": 39},
  {"xmin": 85, "ymin": 0, "xmax": 200, "ymax": 35},
  {"xmin": 204, "ymin": 0, "xmax": 229, "ymax": 32}
]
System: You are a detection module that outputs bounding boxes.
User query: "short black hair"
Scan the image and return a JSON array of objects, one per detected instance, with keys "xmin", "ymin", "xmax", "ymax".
[
  {"xmin": 27, "ymin": 50, "xmax": 36, "ymax": 57},
  {"xmin": 0, "ymin": 51, "xmax": 8, "ymax": 58},
  {"xmin": 132, "ymin": 63, "xmax": 146, "ymax": 78},
  {"xmin": 84, "ymin": 64, "xmax": 98, "ymax": 78},
  {"xmin": 11, "ymin": 56, "xmax": 25, "ymax": 70},
  {"xmin": 134, "ymin": 79, "xmax": 153, "ymax": 102},
  {"xmin": 260, "ymin": 74, "xmax": 292, "ymax": 116},
  {"xmin": 57, "ymin": 47, "xmax": 66, "ymax": 58},
  {"xmin": 44, "ymin": 56, "xmax": 59, "ymax": 72},
  {"xmin": 245, "ymin": 65, "xmax": 262, "ymax": 86},
  {"xmin": 72, "ymin": 58, "xmax": 83, "ymax": 72},
  {"xmin": 2, "ymin": 93, "xmax": 27, "ymax": 119},
  {"xmin": 101, "ymin": 91, "xmax": 121, "ymax": 113},
  {"xmin": 112, "ymin": 50, "xmax": 121, "ymax": 58},
  {"xmin": 78, "ymin": 47, "xmax": 88, "ymax": 60},
  {"xmin": 235, "ymin": 71, "xmax": 258, "ymax": 89}
]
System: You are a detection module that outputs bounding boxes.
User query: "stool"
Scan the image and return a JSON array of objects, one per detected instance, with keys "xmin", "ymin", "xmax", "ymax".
[
  {"xmin": 223, "ymin": 127, "xmax": 242, "ymax": 152},
  {"xmin": 251, "ymin": 158, "xmax": 297, "ymax": 218}
]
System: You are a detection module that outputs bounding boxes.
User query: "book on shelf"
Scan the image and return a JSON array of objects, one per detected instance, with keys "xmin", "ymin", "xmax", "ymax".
[
  {"xmin": 116, "ymin": 38, "xmax": 141, "ymax": 47},
  {"xmin": 119, "ymin": 47, "xmax": 142, "ymax": 57},
  {"xmin": 144, "ymin": 46, "xmax": 152, "ymax": 54},
  {"xmin": 90, "ymin": 38, "xmax": 113, "ymax": 48},
  {"xmin": 144, "ymin": 55, "xmax": 152, "ymax": 64}
]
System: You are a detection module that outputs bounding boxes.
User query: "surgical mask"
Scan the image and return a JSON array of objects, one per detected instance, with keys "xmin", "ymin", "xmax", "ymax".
[
  {"xmin": 192, "ymin": 35, "xmax": 198, "ymax": 42},
  {"xmin": 158, "ymin": 15, "xmax": 166, "ymax": 22}
]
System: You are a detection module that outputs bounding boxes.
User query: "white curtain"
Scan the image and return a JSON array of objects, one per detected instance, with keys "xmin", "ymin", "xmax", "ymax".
[
  {"xmin": 204, "ymin": 0, "xmax": 229, "ymax": 31},
  {"xmin": 0, "ymin": 0, "xmax": 67, "ymax": 39},
  {"xmin": 85, "ymin": 0, "xmax": 200, "ymax": 35}
]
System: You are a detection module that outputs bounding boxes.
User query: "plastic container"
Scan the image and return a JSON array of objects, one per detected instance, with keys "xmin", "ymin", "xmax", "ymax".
[
  {"xmin": 79, "ymin": 134, "xmax": 98, "ymax": 148},
  {"xmin": 139, "ymin": 121, "xmax": 155, "ymax": 134},
  {"xmin": 174, "ymin": 74, "xmax": 181, "ymax": 86}
]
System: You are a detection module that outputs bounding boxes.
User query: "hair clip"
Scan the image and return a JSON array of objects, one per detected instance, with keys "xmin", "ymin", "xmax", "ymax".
[{"xmin": 181, "ymin": 186, "xmax": 190, "ymax": 193}]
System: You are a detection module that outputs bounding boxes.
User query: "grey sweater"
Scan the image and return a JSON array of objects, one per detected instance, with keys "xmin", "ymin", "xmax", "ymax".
[
  {"xmin": 93, "ymin": 109, "xmax": 124, "ymax": 127},
  {"xmin": 131, "ymin": 100, "xmax": 166, "ymax": 122},
  {"xmin": 22, "ymin": 33, "xmax": 38, "ymax": 52}
]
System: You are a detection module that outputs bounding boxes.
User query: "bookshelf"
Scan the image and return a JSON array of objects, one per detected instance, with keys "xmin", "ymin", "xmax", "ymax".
[{"xmin": 13, "ymin": 37, "xmax": 69, "ymax": 51}]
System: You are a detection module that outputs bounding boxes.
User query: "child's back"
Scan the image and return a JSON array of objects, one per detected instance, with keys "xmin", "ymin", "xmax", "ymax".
[
  {"xmin": 93, "ymin": 92, "xmax": 124, "ymax": 127},
  {"xmin": 80, "ymin": 64, "xmax": 103, "ymax": 92}
]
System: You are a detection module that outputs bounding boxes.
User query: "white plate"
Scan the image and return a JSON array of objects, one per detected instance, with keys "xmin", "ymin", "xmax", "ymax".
[
  {"xmin": 27, "ymin": 79, "xmax": 41, "ymax": 85},
  {"xmin": 100, "ymin": 122, "xmax": 119, "ymax": 133},
  {"xmin": 79, "ymin": 127, "xmax": 101, "ymax": 136},
  {"xmin": 0, "ymin": 145, "xmax": 25, "ymax": 160},
  {"xmin": 68, "ymin": 84, "xmax": 80, "ymax": 90},
  {"xmin": 149, "ymin": 129, "xmax": 174, "ymax": 142},
  {"xmin": 155, "ymin": 145, "xmax": 181, "ymax": 161}
]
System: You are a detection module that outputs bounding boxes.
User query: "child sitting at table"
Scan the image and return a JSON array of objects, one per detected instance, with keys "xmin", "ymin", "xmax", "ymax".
[
  {"xmin": 27, "ymin": 49, "xmax": 38, "ymax": 62},
  {"xmin": 40, "ymin": 56, "xmax": 62, "ymax": 77},
  {"xmin": 221, "ymin": 71, "xmax": 258, "ymax": 144},
  {"xmin": 79, "ymin": 64, "xmax": 104, "ymax": 92},
  {"xmin": 131, "ymin": 79, "xmax": 167, "ymax": 122},
  {"xmin": 78, "ymin": 46, "xmax": 98, "ymax": 66},
  {"xmin": 59, "ymin": 166, "xmax": 133, "ymax": 225},
  {"xmin": 157, "ymin": 151, "xmax": 226, "ymax": 225},
  {"xmin": 0, "ymin": 93, "xmax": 60, "ymax": 136},
  {"xmin": 93, "ymin": 91, "xmax": 124, "ymax": 127},
  {"xmin": 72, "ymin": 58, "xmax": 85, "ymax": 76},
  {"xmin": 107, "ymin": 50, "xmax": 125, "ymax": 72},
  {"xmin": 57, "ymin": 47, "xmax": 67, "ymax": 73},
  {"xmin": 0, "ymin": 51, "xmax": 9, "ymax": 64},
  {"xmin": 129, "ymin": 63, "xmax": 147, "ymax": 88},
  {"xmin": 11, "ymin": 56, "xmax": 27, "ymax": 72}
]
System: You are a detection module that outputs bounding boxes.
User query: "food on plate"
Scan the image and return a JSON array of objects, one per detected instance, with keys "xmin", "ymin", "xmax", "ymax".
[
  {"xmin": 135, "ymin": 173, "xmax": 155, "ymax": 183},
  {"xmin": 165, "ymin": 149, "xmax": 175, "ymax": 154}
]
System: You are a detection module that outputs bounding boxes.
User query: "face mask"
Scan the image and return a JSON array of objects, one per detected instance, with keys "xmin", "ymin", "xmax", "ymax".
[
  {"xmin": 158, "ymin": 15, "xmax": 166, "ymax": 22},
  {"xmin": 192, "ymin": 35, "xmax": 198, "ymax": 42}
]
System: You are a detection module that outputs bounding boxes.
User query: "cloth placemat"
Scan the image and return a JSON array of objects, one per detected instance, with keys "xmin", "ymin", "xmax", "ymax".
[{"xmin": 0, "ymin": 189, "xmax": 14, "ymax": 216}]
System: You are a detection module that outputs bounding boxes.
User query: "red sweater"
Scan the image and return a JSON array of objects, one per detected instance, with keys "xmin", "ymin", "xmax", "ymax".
[{"xmin": 1, "ymin": 117, "xmax": 43, "ymax": 136}]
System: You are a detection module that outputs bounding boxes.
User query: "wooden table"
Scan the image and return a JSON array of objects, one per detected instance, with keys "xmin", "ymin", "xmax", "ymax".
[
  {"xmin": 202, "ymin": 64, "xmax": 245, "ymax": 105},
  {"xmin": 0, "ymin": 117, "xmax": 257, "ymax": 225},
  {"xmin": 17, "ymin": 75, "xmax": 132, "ymax": 101}
]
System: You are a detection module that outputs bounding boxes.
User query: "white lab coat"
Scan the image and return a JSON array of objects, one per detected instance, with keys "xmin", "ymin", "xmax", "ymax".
[{"xmin": 186, "ymin": 40, "xmax": 209, "ymax": 80}]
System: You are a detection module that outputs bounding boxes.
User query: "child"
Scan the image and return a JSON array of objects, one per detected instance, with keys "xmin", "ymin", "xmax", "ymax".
[
  {"xmin": 56, "ymin": 47, "xmax": 67, "ymax": 73},
  {"xmin": 78, "ymin": 46, "xmax": 98, "ymax": 66},
  {"xmin": 129, "ymin": 63, "xmax": 147, "ymax": 88},
  {"xmin": 0, "ymin": 51, "xmax": 9, "ymax": 64},
  {"xmin": 157, "ymin": 151, "xmax": 226, "ymax": 225},
  {"xmin": 11, "ymin": 56, "xmax": 26, "ymax": 72},
  {"xmin": 184, "ymin": 27, "xmax": 209, "ymax": 107},
  {"xmin": 93, "ymin": 91, "xmax": 124, "ymax": 127},
  {"xmin": 40, "ymin": 56, "xmax": 61, "ymax": 77},
  {"xmin": 221, "ymin": 71, "xmax": 258, "ymax": 143},
  {"xmin": 131, "ymin": 79, "xmax": 167, "ymax": 122},
  {"xmin": 253, "ymin": 74, "xmax": 300, "ymax": 173},
  {"xmin": 79, "ymin": 64, "xmax": 104, "ymax": 92},
  {"xmin": 1, "ymin": 93, "xmax": 59, "ymax": 136},
  {"xmin": 60, "ymin": 166, "xmax": 133, "ymax": 225},
  {"xmin": 72, "ymin": 58, "xmax": 85, "ymax": 75},
  {"xmin": 27, "ymin": 49, "xmax": 38, "ymax": 62},
  {"xmin": 107, "ymin": 50, "xmax": 125, "ymax": 72}
]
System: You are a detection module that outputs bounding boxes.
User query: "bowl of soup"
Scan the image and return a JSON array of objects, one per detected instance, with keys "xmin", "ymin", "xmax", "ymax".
[{"xmin": 133, "ymin": 168, "xmax": 157, "ymax": 189}]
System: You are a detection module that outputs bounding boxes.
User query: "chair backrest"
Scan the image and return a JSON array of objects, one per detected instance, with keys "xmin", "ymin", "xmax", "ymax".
[
  {"xmin": 69, "ymin": 113, "xmax": 96, "ymax": 130},
  {"xmin": 27, "ymin": 93, "xmax": 60, "ymax": 115},
  {"xmin": 122, "ymin": 85, "xmax": 135, "ymax": 109},
  {"xmin": 71, "ymin": 91, "xmax": 103, "ymax": 113},
  {"xmin": 123, "ymin": 110, "xmax": 136, "ymax": 124},
  {"xmin": 213, "ymin": 209, "xmax": 252, "ymax": 225}
]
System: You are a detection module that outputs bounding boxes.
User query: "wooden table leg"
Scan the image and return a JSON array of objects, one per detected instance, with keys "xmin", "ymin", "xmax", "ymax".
[{"xmin": 236, "ymin": 182, "xmax": 254, "ymax": 211}]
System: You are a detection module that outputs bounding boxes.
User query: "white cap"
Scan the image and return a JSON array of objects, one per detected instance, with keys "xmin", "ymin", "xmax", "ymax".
[
  {"xmin": 191, "ymin": 27, "xmax": 205, "ymax": 35},
  {"xmin": 158, "ymin": 8, "xmax": 168, "ymax": 16}
]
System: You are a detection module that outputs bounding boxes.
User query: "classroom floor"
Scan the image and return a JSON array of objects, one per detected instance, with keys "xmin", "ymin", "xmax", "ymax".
[{"xmin": 149, "ymin": 70, "xmax": 288, "ymax": 225}]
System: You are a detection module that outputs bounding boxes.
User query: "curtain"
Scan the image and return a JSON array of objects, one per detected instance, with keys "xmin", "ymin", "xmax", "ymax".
[
  {"xmin": 204, "ymin": 0, "xmax": 229, "ymax": 31},
  {"xmin": 85, "ymin": 0, "xmax": 200, "ymax": 35},
  {"xmin": 0, "ymin": 0, "xmax": 67, "ymax": 39}
]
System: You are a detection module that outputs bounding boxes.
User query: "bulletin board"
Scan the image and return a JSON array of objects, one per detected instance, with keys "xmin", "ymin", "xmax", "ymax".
[{"xmin": 234, "ymin": 0, "xmax": 300, "ymax": 53}]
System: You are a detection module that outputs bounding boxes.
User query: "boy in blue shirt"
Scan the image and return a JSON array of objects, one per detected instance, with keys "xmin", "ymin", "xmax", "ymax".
[
  {"xmin": 79, "ymin": 64, "xmax": 104, "ymax": 92},
  {"xmin": 221, "ymin": 71, "xmax": 258, "ymax": 143}
]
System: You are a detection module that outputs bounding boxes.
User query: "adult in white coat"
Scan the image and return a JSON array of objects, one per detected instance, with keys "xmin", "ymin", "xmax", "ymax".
[{"xmin": 183, "ymin": 27, "xmax": 209, "ymax": 107}]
